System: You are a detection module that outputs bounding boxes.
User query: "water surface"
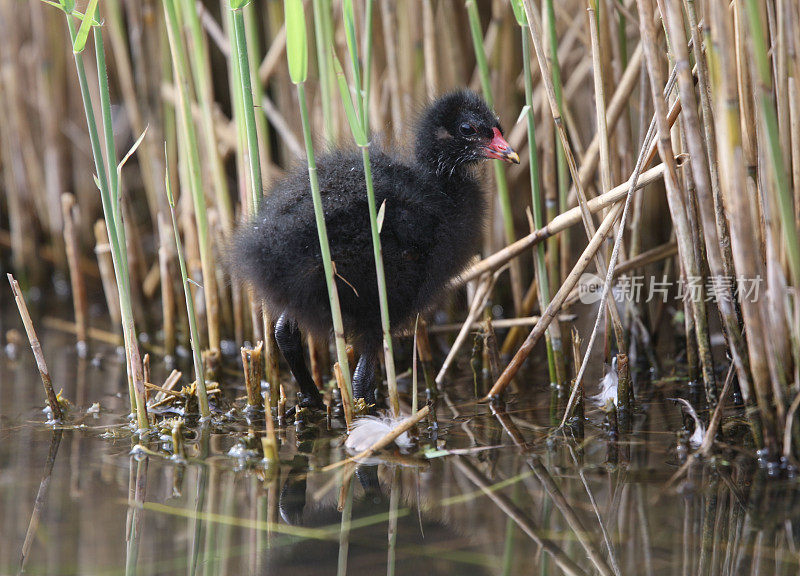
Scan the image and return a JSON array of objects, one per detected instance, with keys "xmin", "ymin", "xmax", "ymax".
[{"xmin": 2, "ymin": 329, "xmax": 799, "ymax": 576}]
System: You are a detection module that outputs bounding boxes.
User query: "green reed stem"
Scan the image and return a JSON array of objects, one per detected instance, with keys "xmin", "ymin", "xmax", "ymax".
[
  {"xmin": 361, "ymin": 0, "xmax": 374, "ymax": 132},
  {"xmin": 313, "ymin": 0, "xmax": 336, "ymax": 141},
  {"xmin": 361, "ymin": 146, "xmax": 399, "ymax": 416},
  {"xmin": 339, "ymin": 3, "xmax": 399, "ymax": 415},
  {"xmin": 163, "ymin": 0, "xmax": 219, "ymax": 351},
  {"xmin": 544, "ymin": 0, "xmax": 568, "ymax": 275},
  {"xmin": 223, "ymin": 8, "xmax": 248, "ymax": 205},
  {"xmin": 465, "ymin": 0, "xmax": 520, "ymax": 308},
  {"xmin": 297, "ymin": 82, "xmax": 354, "ymax": 400},
  {"xmin": 744, "ymin": 0, "xmax": 800, "ymax": 290},
  {"xmin": 519, "ymin": 18, "xmax": 560, "ymax": 399},
  {"xmin": 63, "ymin": 12, "xmax": 148, "ymax": 430},
  {"xmin": 342, "ymin": 0, "xmax": 364, "ymax": 126},
  {"xmin": 178, "ymin": 0, "xmax": 234, "ymax": 232},
  {"xmin": 244, "ymin": 1, "xmax": 272, "ymax": 182},
  {"xmin": 231, "ymin": 3, "xmax": 263, "ymax": 214},
  {"xmin": 166, "ymin": 161, "xmax": 210, "ymax": 419}
]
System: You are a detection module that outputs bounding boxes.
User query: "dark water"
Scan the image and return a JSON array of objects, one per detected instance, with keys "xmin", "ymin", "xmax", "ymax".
[{"xmin": 2, "ymin": 329, "xmax": 800, "ymax": 576}]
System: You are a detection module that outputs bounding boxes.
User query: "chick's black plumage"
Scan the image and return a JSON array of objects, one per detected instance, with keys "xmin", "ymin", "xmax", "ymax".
[{"xmin": 229, "ymin": 90, "xmax": 518, "ymax": 407}]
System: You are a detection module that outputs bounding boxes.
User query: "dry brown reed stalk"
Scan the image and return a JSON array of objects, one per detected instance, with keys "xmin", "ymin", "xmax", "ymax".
[
  {"xmin": 487, "ymin": 202, "xmax": 625, "ymax": 399},
  {"xmin": 522, "ymin": 0, "xmax": 627, "ymax": 353},
  {"xmin": 142, "ymin": 353, "xmax": 151, "ymax": 386},
  {"xmin": 481, "ymin": 317, "xmax": 501, "ymax": 384},
  {"xmin": 7, "ymin": 274, "xmax": 62, "ymax": 421},
  {"xmin": 61, "ymin": 194, "xmax": 88, "ymax": 352},
  {"xmin": 428, "ymin": 315, "xmax": 552, "ymax": 334},
  {"xmin": 92, "ymin": 220, "xmax": 121, "ymax": 326},
  {"xmin": 157, "ymin": 216, "xmax": 177, "ymax": 359},
  {"xmin": 636, "ymin": 0, "xmax": 717, "ymax": 407},
  {"xmin": 662, "ymin": 0, "xmax": 753, "ymax": 414},
  {"xmin": 706, "ymin": 0, "xmax": 775, "ymax": 451},
  {"xmin": 461, "ymin": 163, "xmax": 666, "ymax": 284},
  {"xmin": 435, "ymin": 273, "xmax": 496, "ymax": 387},
  {"xmin": 242, "ymin": 341, "xmax": 264, "ymax": 410},
  {"xmin": 262, "ymin": 313, "xmax": 280, "ymax": 409},
  {"xmin": 570, "ymin": 327, "xmax": 584, "ymax": 436},
  {"xmin": 334, "ymin": 362, "xmax": 353, "ymax": 431},
  {"xmin": 41, "ymin": 317, "xmax": 124, "ymax": 347}
]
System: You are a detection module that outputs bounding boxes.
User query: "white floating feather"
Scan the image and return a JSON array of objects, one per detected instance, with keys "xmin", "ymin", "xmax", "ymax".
[
  {"xmin": 345, "ymin": 412, "xmax": 413, "ymax": 454},
  {"xmin": 671, "ymin": 397, "xmax": 706, "ymax": 447},
  {"xmin": 591, "ymin": 357, "xmax": 619, "ymax": 408}
]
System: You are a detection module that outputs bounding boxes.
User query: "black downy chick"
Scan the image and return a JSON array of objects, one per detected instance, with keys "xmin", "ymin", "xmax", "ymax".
[{"xmin": 229, "ymin": 90, "xmax": 519, "ymax": 409}]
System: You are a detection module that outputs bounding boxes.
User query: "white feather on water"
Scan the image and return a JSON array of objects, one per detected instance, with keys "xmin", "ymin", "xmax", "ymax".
[
  {"xmin": 344, "ymin": 412, "xmax": 414, "ymax": 454},
  {"xmin": 591, "ymin": 357, "xmax": 619, "ymax": 408},
  {"xmin": 670, "ymin": 397, "xmax": 707, "ymax": 447}
]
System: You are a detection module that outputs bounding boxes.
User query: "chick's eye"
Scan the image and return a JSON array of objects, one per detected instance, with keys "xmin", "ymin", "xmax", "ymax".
[{"xmin": 459, "ymin": 123, "xmax": 476, "ymax": 136}]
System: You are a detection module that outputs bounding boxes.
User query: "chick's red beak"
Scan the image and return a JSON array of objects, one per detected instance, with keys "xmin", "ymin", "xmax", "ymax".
[{"xmin": 484, "ymin": 127, "xmax": 520, "ymax": 164}]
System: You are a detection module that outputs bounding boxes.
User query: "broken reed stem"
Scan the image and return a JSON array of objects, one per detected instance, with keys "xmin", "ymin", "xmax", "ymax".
[
  {"xmin": 569, "ymin": 328, "xmax": 584, "ymax": 437},
  {"xmin": 262, "ymin": 402, "xmax": 279, "ymax": 463},
  {"xmin": 242, "ymin": 341, "xmax": 264, "ymax": 410},
  {"xmin": 142, "ymin": 353, "xmax": 151, "ymax": 400},
  {"xmin": 61, "ymin": 193, "xmax": 88, "ymax": 352},
  {"xmin": 487, "ymin": 203, "xmax": 624, "ymax": 400},
  {"xmin": 171, "ymin": 418, "xmax": 186, "ymax": 461},
  {"xmin": 8, "ymin": 274, "xmax": 62, "ymax": 421},
  {"xmin": 263, "ymin": 311, "xmax": 280, "ymax": 409},
  {"xmin": 324, "ymin": 405, "xmax": 431, "ymax": 471}
]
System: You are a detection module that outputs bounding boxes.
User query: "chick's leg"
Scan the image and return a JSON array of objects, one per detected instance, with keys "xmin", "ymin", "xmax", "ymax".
[
  {"xmin": 352, "ymin": 350, "xmax": 378, "ymax": 408},
  {"xmin": 274, "ymin": 312, "xmax": 324, "ymax": 409}
]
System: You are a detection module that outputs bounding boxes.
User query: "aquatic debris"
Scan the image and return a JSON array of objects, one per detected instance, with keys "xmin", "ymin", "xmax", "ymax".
[
  {"xmin": 669, "ymin": 397, "xmax": 706, "ymax": 448},
  {"xmin": 345, "ymin": 412, "xmax": 414, "ymax": 454},
  {"xmin": 591, "ymin": 357, "xmax": 618, "ymax": 408}
]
